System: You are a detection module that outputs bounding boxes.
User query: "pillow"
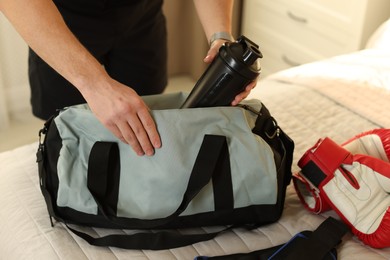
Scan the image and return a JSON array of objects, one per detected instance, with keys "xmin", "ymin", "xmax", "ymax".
[{"xmin": 365, "ymin": 18, "xmax": 390, "ymax": 50}]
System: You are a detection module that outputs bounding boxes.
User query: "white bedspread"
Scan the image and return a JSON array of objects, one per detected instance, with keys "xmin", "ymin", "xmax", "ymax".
[{"xmin": 1, "ymin": 49, "xmax": 390, "ymax": 259}]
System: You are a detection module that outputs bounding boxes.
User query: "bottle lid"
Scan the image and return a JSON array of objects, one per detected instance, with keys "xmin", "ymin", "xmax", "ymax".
[{"xmin": 219, "ymin": 35, "xmax": 262, "ymax": 80}]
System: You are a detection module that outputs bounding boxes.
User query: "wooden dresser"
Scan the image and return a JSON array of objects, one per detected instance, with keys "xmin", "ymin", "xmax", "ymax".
[{"xmin": 242, "ymin": 0, "xmax": 390, "ymax": 77}]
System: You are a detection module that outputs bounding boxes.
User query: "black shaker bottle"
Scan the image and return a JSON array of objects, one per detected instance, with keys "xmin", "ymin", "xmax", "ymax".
[{"xmin": 180, "ymin": 35, "xmax": 262, "ymax": 108}]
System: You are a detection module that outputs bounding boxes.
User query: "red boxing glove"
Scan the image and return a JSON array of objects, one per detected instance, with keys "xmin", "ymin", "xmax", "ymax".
[
  {"xmin": 342, "ymin": 128, "xmax": 390, "ymax": 162},
  {"xmin": 292, "ymin": 171, "xmax": 332, "ymax": 213},
  {"xmin": 296, "ymin": 137, "xmax": 390, "ymax": 248},
  {"xmin": 293, "ymin": 128, "xmax": 390, "ymax": 214}
]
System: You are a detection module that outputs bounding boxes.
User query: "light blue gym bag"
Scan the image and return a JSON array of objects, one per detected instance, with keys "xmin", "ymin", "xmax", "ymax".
[{"xmin": 37, "ymin": 92, "xmax": 294, "ymax": 250}]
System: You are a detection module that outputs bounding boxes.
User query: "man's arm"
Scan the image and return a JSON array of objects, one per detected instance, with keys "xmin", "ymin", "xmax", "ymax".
[
  {"xmin": 0, "ymin": 0, "xmax": 160, "ymax": 156},
  {"xmin": 193, "ymin": 0, "xmax": 257, "ymax": 105},
  {"xmin": 192, "ymin": 0, "xmax": 233, "ymax": 43},
  {"xmin": 193, "ymin": 0, "xmax": 233, "ymax": 63}
]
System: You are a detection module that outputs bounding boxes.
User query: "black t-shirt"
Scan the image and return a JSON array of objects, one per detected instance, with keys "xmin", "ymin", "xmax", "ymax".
[
  {"xmin": 53, "ymin": 0, "xmax": 144, "ymax": 14},
  {"xmin": 29, "ymin": 0, "xmax": 167, "ymax": 119},
  {"xmin": 51, "ymin": 0, "xmax": 161, "ymax": 47}
]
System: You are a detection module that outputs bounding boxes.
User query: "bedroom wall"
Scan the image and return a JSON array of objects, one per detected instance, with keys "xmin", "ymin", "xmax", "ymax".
[
  {"xmin": 163, "ymin": 0, "xmax": 242, "ymax": 79},
  {"xmin": 0, "ymin": 59, "xmax": 9, "ymax": 130},
  {"xmin": 0, "ymin": 14, "xmax": 30, "ymax": 129}
]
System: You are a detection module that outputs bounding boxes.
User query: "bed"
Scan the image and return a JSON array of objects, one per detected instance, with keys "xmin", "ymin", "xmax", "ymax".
[{"xmin": 1, "ymin": 20, "xmax": 390, "ymax": 259}]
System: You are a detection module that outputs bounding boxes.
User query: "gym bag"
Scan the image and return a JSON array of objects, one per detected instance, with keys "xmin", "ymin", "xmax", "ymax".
[{"xmin": 36, "ymin": 92, "xmax": 294, "ymax": 250}]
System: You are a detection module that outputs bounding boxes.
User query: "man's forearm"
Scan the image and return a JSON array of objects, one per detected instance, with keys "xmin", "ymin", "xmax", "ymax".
[
  {"xmin": 0, "ymin": 0, "xmax": 108, "ymax": 95},
  {"xmin": 193, "ymin": 0, "xmax": 234, "ymax": 42}
]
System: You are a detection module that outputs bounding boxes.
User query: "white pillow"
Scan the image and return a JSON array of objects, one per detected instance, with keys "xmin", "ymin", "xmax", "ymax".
[{"xmin": 365, "ymin": 18, "xmax": 390, "ymax": 50}]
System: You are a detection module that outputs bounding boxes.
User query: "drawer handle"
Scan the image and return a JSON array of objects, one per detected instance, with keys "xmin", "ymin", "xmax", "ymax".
[
  {"xmin": 282, "ymin": 55, "xmax": 301, "ymax": 67},
  {"xmin": 287, "ymin": 11, "xmax": 308, "ymax": 24}
]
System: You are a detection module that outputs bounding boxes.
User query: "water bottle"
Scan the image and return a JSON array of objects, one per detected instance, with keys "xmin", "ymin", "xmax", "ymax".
[{"xmin": 180, "ymin": 35, "xmax": 262, "ymax": 108}]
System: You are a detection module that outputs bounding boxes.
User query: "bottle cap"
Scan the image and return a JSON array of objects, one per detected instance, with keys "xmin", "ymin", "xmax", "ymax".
[{"xmin": 219, "ymin": 35, "xmax": 262, "ymax": 80}]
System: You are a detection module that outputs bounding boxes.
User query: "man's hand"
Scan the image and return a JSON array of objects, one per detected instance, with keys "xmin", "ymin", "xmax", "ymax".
[
  {"xmin": 204, "ymin": 39, "xmax": 258, "ymax": 106},
  {"xmin": 83, "ymin": 77, "xmax": 161, "ymax": 156}
]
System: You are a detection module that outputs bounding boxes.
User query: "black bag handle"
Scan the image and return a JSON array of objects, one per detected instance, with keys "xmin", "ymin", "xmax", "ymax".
[
  {"xmin": 68, "ymin": 134, "xmax": 233, "ymax": 249},
  {"xmin": 87, "ymin": 141, "xmax": 121, "ymax": 216}
]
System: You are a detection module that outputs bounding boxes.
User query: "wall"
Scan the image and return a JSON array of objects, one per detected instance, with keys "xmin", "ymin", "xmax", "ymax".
[
  {"xmin": 0, "ymin": 14, "xmax": 30, "ymax": 128},
  {"xmin": 163, "ymin": 0, "xmax": 242, "ymax": 79},
  {"xmin": 0, "ymin": 56, "xmax": 9, "ymax": 129}
]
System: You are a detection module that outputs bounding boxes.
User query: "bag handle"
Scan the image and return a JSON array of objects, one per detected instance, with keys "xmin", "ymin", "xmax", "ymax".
[
  {"xmin": 87, "ymin": 142, "xmax": 120, "ymax": 216},
  {"xmin": 68, "ymin": 134, "xmax": 233, "ymax": 249}
]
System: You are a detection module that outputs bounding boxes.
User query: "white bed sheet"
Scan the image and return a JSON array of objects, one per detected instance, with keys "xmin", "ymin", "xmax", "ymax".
[{"xmin": 1, "ymin": 49, "xmax": 390, "ymax": 259}]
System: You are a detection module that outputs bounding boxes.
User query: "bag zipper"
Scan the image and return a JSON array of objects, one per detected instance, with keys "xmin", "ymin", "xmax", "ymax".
[{"xmin": 237, "ymin": 104, "xmax": 262, "ymax": 116}]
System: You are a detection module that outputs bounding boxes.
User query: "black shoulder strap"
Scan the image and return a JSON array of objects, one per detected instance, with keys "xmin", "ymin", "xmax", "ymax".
[
  {"xmin": 195, "ymin": 217, "xmax": 348, "ymax": 260},
  {"xmin": 251, "ymin": 103, "xmax": 294, "ymax": 188},
  {"xmin": 270, "ymin": 217, "xmax": 348, "ymax": 260},
  {"xmin": 66, "ymin": 134, "xmax": 234, "ymax": 249}
]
